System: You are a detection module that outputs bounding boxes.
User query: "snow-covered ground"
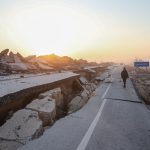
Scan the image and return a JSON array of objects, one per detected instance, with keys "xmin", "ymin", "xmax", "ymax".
[{"xmin": 0, "ymin": 72, "xmax": 79, "ymax": 97}]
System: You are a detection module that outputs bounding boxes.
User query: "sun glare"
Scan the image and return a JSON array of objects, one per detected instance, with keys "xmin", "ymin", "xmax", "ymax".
[{"xmin": 7, "ymin": 4, "xmax": 101, "ymax": 56}]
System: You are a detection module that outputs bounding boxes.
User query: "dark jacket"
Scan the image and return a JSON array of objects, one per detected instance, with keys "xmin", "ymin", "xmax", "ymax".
[{"xmin": 121, "ymin": 68, "xmax": 129, "ymax": 79}]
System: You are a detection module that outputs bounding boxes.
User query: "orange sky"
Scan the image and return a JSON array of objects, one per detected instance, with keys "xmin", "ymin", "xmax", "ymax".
[{"xmin": 0, "ymin": 0, "xmax": 150, "ymax": 63}]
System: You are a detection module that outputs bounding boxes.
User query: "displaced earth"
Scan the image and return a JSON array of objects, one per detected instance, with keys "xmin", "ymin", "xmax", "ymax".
[
  {"xmin": 0, "ymin": 49, "xmax": 149, "ymax": 150},
  {"xmin": 0, "ymin": 49, "xmax": 99, "ymax": 74},
  {"xmin": 0, "ymin": 60, "xmax": 110, "ymax": 150},
  {"xmin": 131, "ymin": 74, "xmax": 150, "ymax": 105}
]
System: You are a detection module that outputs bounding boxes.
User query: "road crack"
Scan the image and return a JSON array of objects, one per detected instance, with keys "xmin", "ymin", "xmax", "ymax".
[{"xmin": 105, "ymin": 98, "xmax": 142, "ymax": 104}]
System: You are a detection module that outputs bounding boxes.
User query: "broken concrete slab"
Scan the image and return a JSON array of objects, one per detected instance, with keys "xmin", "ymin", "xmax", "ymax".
[
  {"xmin": 90, "ymin": 83, "xmax": 97, "ymax": 91},
  {"xmin": 0, "ymin": 109, "xmax": 43, "ymax": 142},
  {"xmin": 79, "ymin": 77, "xmax": 89, "ymax": 85},
  {"xmin": 85, "ymin": 85, "xmax": 92, "ymax": 92},
  {"xmin": 0, "ymin": 140, "xmax": 23, "ymax": 150},
  {"xmin": 68, "ymin": 96, "xmax": 82, "ymax": 113},
  {"xmin": 49, "ymin": 88, "xmax": 63, "ymax": 102},
  {"xmin": 26, "ymin": 97, "xmax": 55, "ymax": 113},
  {"xmin": 38, "ymin": 88, "xmax": 63, "ymax": 105},
  {"xmin": 81, "ymin": 90, "xmax": 89, "ymax": 101},
  {"xmin": 38, "ymin": 91, "xmax": 53, "ymax": 99},
  {"xmin": 26, "ymin": 97, "xmax": 56, "ymax": 126},
  {"xmin": 68, "ymin": 89, "xmax": 91, "ymax": 114}
]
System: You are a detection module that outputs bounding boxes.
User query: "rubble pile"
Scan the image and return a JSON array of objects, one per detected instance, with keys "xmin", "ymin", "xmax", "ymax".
[
  {"xmin": 68, "ymin": 76, "xmax": 101, "ymax": 113},
  {"xmin": 0, "ymin": 88, "xmax": 63, "ymax": 149},
  {"xmin": 0, "ymin": 49, "xmax": 103, "ymax": 74},
  {"xmin": 0, "ymin": 49, "xmax": 109, "ymax": 150},
  {"xmin": 0, "ymin": 49, "xmax": 54, "ymax": 73},
  {"xmin": 0, "ymin": 109, "xmax": 43, "ymax": 142},
  {"xmin": 0, "ymin": 50, "xmax": 28, "ymax": 70}
]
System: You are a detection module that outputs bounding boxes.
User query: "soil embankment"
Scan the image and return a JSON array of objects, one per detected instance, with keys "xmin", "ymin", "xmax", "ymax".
[
  {"xmin": 127, "ymin": 65, "xmax": 150, "ymax": 105},
  {"xmin": 131, "ymin": 73, "xmax": 150, "ymax": 105}
]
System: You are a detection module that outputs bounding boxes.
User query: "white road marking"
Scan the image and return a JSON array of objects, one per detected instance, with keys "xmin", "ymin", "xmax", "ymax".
[
  {"xmin": 102, "ymin": 84, "xmax": 111, "ymax": 99},
  {"xmin": 76, "ymin": 84, "xmax": 111, "ymax": 150}
]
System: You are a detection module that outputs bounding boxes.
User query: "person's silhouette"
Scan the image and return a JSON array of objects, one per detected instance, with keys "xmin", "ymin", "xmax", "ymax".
[{"xmin": 121, "ymin": 67, "xmax": 129, "ymax": 88}]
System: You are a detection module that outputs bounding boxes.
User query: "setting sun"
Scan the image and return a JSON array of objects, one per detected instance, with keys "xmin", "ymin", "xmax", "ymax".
[
  {"xmin": 0, "ymin": 0, "xmax": 150, "ymax": 62},
  {"xmin": 5, "ymin": 4, "xmax": 102, "ymax": 56}
]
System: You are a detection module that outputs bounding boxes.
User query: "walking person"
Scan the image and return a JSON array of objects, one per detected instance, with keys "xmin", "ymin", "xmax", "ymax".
[{"xmin": 121, "ymin": 67, "xmax": 129, "ymax": 88}]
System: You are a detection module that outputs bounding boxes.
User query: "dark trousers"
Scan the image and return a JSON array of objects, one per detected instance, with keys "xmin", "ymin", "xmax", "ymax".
[{"xmin": 123, "ymin": 78, "xmax": 127, "ymax": 88}]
